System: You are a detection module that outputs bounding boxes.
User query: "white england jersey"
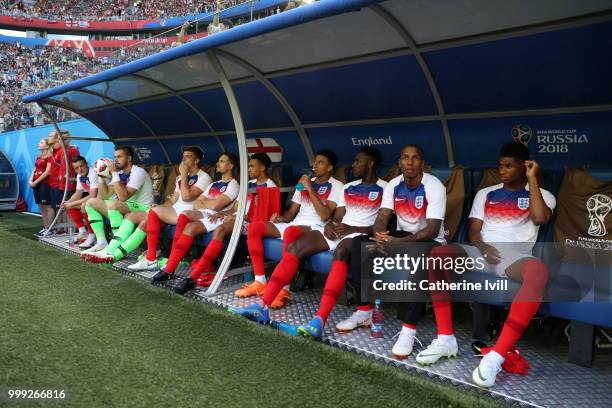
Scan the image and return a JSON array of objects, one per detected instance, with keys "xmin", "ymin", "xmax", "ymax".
[
  {"xmin": 291, "ymin": 177, "xmax": 344, "ymax": 226},
  {"xmin": 203, "ymin": 179, "xmax": 239, "ymax": 212},
  {"xmin": 76, "ymin": 167, "xmax": 98, "ymax": 193},
  {"xmin": 381, "ymin": 173, "xmax": 446, "ymax": 243},
  {"xmin": 116, "ymin": 165, "xmax": 154, "ymax": 206},
  {"xmin": 172, "ymin": 170, "xmax": 212, "ymax": 213},
  {"xmin": 470, "ymin": 183, "xmax": 556, "ymax": 251},
  {"xmin": 338, "ymin": 179, "xmax": 387, "ymax": 227}
]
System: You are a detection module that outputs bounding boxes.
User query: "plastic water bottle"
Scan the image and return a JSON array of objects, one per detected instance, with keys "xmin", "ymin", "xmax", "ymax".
[
  {"xmin": 371, "ymin": 299, "xmax": 383, "ymax": 338},
  {"xmin": 244, "ymin": 256, "xmax": 253, "ymax": 282},
  {"xmin": 296, "ymin": 168, "xmax": 314, "ymax": 192}
]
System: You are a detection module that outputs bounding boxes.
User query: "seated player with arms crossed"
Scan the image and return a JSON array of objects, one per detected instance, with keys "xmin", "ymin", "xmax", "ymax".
[
  {"xmin": 116, "ymin": 147, "xmax": 212, "ymax": 268},
  {"xmin": 267, "ymin": 147, "xmax": 387, "ymax": 337},
  {"xmin": 340, "ymin": 144, "xmax": 447, "ymax": 359},
  {"xmin": 415, "ymin": 142, "xmax": 555, "ymax": 388},
  {"xmin": 230, "ymin": 150, "xmax": 344, "ymax": 309},
  {"xmin": 172, "ymin": 153, "xmax": 277, "ymax": 294},
  {"xmin": 81, "ymin": 146, "xmax": 154, "ymax": 259},
  {"xmin": 149, "ymin": 152, "xmax": 239, "ymax": 286},
  {"xmin": 61, "ymin": 156, "xmax": 98, "ymax": 248}
]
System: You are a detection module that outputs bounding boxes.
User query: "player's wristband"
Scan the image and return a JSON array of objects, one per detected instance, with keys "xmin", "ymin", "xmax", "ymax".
[{"xmin": 111, "ymin": 173, "xmax": 120, "ymax": 184}]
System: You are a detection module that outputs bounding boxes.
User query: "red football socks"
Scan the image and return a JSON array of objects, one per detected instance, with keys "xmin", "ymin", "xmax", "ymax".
[
  {"xmin": 247, "ymin": 221, "xmax": 267, "ymax": 277},
  {"xmin": 282, "ymin": 225, "xmax": 302, "ymax": 255},
  {"xmin": 164, "ymin": 233, "xmax": 194, "ymax": 274},
  {"xmin": 428, "ymin": 245, "xmax": 462, "ymax": 336},
  {"xmin": 315, "ymin": 260, "xmax": 348, "ymax": 324},
  {"xmin": 146, "ymin": 210, "xmax": 162, "ymax": 261},
  {"xmin": 190, "ymin": 239, "xmax": 223, "ymax": 280},
  {"xmin": 261, "ymin": 252, "xmax": 299, "ymax": 306},
  {"xmin": 493, "ymin": 259, "xmax": 549, "ymax": 356},
  {"xmin": 173, "ymin": 214, "xmax": 190, "ymax": 251},
  {"xmin": 67, "ymin": 208, "xmax": 84, "ymax": 228}
]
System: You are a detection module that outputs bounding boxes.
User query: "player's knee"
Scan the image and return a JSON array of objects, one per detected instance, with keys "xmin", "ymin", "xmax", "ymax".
[
  {"xmin": 125, "ymin": 212, "xmax": 138, "ymax": 222},
  {"xmin": 183, "ymin": 222, "xmax": 201, "ymax": 236},
  {"xmin": 85, "ymin": 197, "xmax": 99, "ymax": 208},
  {"xmin": 286, "ymin": 240, "xmax": 301, "ymax": 257},
  {"xmin": 333, "ymin": 242, "xmax": 351, "ymax": 262},
  {"xmin": 107, "ymin": 201, "xmax": 119, "ymax": 210},
  {"xmin": 522, "ymin": 259, "xmax": 549, "ymax": 291},
  {"xmin": 213, "ymin": 226, "xmax": 226, "ymax": 240},
  {"xmin": 283, "ymin": 225, "xmax": 302, "ymax": 242}
]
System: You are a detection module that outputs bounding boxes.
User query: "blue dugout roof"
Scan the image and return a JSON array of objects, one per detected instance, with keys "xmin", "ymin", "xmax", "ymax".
[{"xmin": 23, "ymin": 0, "xmax": 612, "ymax": 168}]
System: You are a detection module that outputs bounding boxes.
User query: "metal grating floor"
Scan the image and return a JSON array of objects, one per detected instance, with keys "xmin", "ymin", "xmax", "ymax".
[{"xmin": 39, "ymin": 235, "xmax": 612, "ymax": 407}]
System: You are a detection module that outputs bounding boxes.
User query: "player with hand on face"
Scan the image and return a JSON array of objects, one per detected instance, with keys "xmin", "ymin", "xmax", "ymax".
[
  {"xmin": 276, "ymin": 147, "xmax": 387, "ymax": 339},
  {"xmin": 416, "ymin": 142, "xmax": 555, "ymax": 388},
  {"xmin": 81, "ymin": 146, "xmax": 153, "ymax": 260},
  {"xmin": 125, "ymin": 147, "xmax": 212, "ymax": 269},
  {"xmin": 172, "ymin": 153, "xmax": 277, "ymax": 294},
  {"xmin": 149, "ymin": 152, "xmax": 240, "ymax": 287}
]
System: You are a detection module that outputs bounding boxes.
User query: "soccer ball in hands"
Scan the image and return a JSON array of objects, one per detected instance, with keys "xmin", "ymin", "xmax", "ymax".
[{"xmin": 94, "ymin": 158, "xmax": 113, "ymax": 178}]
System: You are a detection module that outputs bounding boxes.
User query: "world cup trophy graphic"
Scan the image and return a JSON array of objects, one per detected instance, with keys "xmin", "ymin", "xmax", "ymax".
[
  {"xmin": 587, "ymin": 194, "xmax": 611, "ymax": 237},
  {"xmin": 512, "ymin": 124, "xmax": 532, "ymax": 146}
]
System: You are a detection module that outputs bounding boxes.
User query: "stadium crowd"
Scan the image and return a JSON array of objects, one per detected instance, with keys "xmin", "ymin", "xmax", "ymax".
[
  {"xmin": 2, "ymin": 0, "xmax": 243, "ymax": 21},
  {"xmin": 0, "ymin": 42, "xmax": 116, "ymax": 131},
  {"xmin": 0, "ymin": 0, "xmax": 319, "ymax": 132},
  {"xmin": 31, "ymin": 129, "xmax": 557, "ymax": 388}
]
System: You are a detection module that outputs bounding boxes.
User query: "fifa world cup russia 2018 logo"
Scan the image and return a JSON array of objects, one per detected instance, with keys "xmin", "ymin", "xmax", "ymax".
[
  {"xmin": 587, "ymin": 194, "xmax": 611, "ymax": 237},
  {"xmin": 512, "ymin": 124, "xmax": 532, "ymax": 146}
]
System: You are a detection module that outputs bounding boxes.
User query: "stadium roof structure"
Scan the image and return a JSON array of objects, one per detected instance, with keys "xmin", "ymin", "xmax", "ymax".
[
  {"xmin": 23, "ymin": 0, "xmax": 612, "ymax": 291},
  {"xmin": 23, "ymin": 0, "xmax": 612, "ymax": 164}
]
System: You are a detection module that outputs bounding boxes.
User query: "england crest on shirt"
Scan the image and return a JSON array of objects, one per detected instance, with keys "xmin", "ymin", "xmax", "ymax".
[
  {"xmin": 318, "ymin": 186, "xmax": 328, "ymax": 195},
  {"xmin": 415, "ymin": 195, "xmax": 424, "ymax": 209},
  {"xmin": 188, "ymin": 177, "xmax": 196, "ymax": 186},
  {"xmin": 368, "ymin": 191, "xmax": 379, "ymax": 201},
  {"xmin": 220, "ymin": 185, "xmax": 227, "ymax": 193},
  {"xmin": 517, "ymin": 197, "xmax": 530, "ymax": 210}
]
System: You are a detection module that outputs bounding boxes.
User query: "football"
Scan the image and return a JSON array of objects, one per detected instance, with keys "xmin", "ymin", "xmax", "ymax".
[{"xmin": 94, "ymin": 158, "xmax": 113, "ymax": 178}]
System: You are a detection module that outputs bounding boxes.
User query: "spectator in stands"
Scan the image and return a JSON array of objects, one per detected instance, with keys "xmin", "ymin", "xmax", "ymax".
[
  {"xmin": 229, "ymin": 150, "xmax": 343, "ymax": 312},
  {"xmin": 415, "ymin": 142, "xmax": 555, "ymax": 388},
  {"xmin": 30, "ymin": 137, "xmax": 53, "ymax": 234},
  {"xmin": 149, "ymin": 152, "xmax": 239, "ymax": 284},
  {"xmin": 171, "ymin": 152, "xmax": 277, "ymax": 294}
]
